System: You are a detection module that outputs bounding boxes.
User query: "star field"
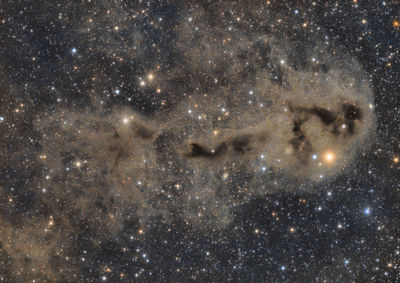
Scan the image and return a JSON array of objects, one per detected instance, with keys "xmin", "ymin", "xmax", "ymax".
[{"xmin": 0, "ymin": 1, "xmax": 399, "ymax": 282}]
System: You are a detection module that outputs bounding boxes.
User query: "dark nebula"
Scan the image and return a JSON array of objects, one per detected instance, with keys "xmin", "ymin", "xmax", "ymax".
[{"xmin": 0, "ymin": 0, "xmax": 398, "ymax": 282}]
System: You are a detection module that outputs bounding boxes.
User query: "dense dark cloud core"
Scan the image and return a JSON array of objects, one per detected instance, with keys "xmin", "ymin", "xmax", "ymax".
[{"xmin": 1, "ymin": 0, "xmax": 398, "ymax": 282}]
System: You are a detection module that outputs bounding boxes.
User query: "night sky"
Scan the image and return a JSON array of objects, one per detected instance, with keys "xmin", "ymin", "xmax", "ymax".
[{"xmin": 0, "ymin": 1, "xmax": 399, "ymax": 282}]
